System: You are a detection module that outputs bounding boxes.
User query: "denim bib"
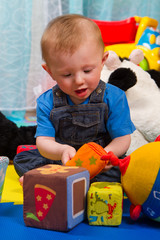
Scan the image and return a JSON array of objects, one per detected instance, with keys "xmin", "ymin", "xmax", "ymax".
[{"xmin": 50, "ymin": 80, "xmax": 111, "ymax": 150}]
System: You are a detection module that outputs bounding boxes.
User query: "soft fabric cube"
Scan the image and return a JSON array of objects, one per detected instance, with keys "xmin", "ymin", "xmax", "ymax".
[
  {"xmin": 0, "ymin": 156, "xmax": 9, "ymax": 202},
  {"xmin": 87, "ymin": 182, "xmax": 123, "ymax": 226},
  {"xmin": 23, "ymin": 164, "xmax": 89, "ymax": 232}
]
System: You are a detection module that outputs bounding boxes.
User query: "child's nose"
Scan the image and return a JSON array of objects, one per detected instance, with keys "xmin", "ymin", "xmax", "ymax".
[{"xmin": 74, "ymin": 73, "xmax": 84, "ymax": 85}]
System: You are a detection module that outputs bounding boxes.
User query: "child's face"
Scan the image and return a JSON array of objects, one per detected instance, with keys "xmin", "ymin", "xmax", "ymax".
[{"xmin": 43, "ymin": 38, "xmax": 108, "ymax": 105}]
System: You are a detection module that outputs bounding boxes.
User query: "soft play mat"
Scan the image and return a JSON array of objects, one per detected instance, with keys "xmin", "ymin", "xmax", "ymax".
[{"xmin": 0, "ymin": 165, "xmax": 160, "ymax": 240}]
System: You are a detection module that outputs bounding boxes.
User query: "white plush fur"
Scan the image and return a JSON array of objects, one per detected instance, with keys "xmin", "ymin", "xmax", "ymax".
[{"xmin": 101, "ymin": 51, "xmax": 160, "ymax": 155}]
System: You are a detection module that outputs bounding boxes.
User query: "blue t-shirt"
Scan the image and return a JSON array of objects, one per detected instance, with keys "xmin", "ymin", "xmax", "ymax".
[{"xmin": 36, "ymin": 83, "xmax": 135, "ymax": 139}]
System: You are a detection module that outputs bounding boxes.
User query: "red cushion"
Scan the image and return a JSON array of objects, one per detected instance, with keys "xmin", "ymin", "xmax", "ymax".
[{"xmin": 17, "ymin": 145, "xmax": 37, "ymax": 154}]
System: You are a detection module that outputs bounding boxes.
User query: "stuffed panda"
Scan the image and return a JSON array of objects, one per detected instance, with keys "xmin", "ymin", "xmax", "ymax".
[{"xmin": 101, "ymin": 49, "xmax": 160, "ymax": 155}]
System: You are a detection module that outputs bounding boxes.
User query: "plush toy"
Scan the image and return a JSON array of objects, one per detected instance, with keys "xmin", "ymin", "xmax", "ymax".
[
  {"xmin": 101, "ymin": 135, "xmax": 160, "ymax": 221},
  {"xmin": 101, "ymin": 49, "xmax": 160, "ymax": 155},
  {"xmin": 66, "ymin": 142, "xmax": 109, "ymax": 179},
  {"xmin": 23, "ymin": 164, "xmax": 89, "ymax": 231}
]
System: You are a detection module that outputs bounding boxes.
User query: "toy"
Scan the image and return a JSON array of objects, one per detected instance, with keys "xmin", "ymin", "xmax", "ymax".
[
  {"xmin": 87, "ymin": 182, "xmax": 123, "ymax": 226},
  {"xmin": 101, "ymin": 135, "xmax": 160, "ymax": 221},
  {"xmin": 101, "ymin": 49, "xmax": 160, "ymax": 155},
  {"xmin": 66, "ymin": 142, "xmax": 109, "ymax": 179},
  {"xmin": 136, "ymin": 27, "xmax": 160, "ymax": 70},
  {"xmin": 0, "ymin": 156, "xmax": 9, "ymax": 202},
  {"xmin": 93, "ymin": 17, "xmax": 137, "ymax": 46},
  {"xmin": 93, "ymin": 16, "xmax": 160, "ymax": 70},
  {"xmin": 23, "ymin": 164, "xmax": 89, "ymax": 231}
]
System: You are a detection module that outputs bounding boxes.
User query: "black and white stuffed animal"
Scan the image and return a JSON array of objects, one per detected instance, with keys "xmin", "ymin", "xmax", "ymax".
[{"xmin": 101, "ymin": 49, "xmax": 160, "ymax": 154}]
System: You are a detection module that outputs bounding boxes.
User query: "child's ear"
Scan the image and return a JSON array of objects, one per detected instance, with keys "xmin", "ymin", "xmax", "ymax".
[
  {"xmin": 102, "ymin": 51, "xmax": 109, "ymax": 65},
  {"xmin": 42, "ymin": 63, "xmax": 52, "ymax": 76}
]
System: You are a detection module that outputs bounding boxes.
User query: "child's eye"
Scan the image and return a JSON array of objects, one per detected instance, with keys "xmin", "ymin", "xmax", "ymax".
[
  {"xmin": 63, "ymin": 73, "xmax": 71, "ymax": 77},
  {"xmin": 84, "ymin": 69, "xmax": 91, "ymax": 73}
]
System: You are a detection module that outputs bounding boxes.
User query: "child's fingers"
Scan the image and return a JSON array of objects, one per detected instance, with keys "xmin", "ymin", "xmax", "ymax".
[{"xmin": 100, "ymin": 164, "xmax": 113, "ymax": 173}]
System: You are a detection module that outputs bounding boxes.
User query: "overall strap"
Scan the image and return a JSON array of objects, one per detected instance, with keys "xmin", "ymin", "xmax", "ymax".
[
  {"xmin": 52, "ymin": 80, "xmax": 106, "ymax": 107},
  {"xmin": 52, "ymin": 84, "xmax": 68, "ymax": 108},
  {"xmin": 89, "ymin": 80, "xmax": 106, "ymax": 103}
]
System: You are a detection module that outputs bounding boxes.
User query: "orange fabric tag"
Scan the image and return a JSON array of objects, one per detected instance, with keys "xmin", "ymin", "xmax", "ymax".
[{"xmin": 65, "ymin": 142, "xmax": 108, "ymax": 179}]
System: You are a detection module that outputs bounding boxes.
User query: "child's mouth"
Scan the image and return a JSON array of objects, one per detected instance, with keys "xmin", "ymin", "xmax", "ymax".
[{"xmin": 75, "ymin": 88, "xmax": 87, "ymax": 97}]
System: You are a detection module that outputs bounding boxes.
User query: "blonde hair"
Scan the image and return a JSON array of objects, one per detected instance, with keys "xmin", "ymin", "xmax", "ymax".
[{"xmin": 41, "ymin": 14, "xmax": 104, "ymax": 64}]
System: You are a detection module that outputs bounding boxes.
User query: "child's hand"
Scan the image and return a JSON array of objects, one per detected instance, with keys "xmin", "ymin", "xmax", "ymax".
[
  {"xmin": 100, "ymin": 151, "xmax": 120, "ymax": 172},
  {"xmin": 61, "ymin": 145, "xmax": 76, "ymax": 165},
  {"xmin": 99, "ymin": 162, "xmax": 113, "ymax": 173},
  {"xmin": 102, "ymin": 163, "xmax": 113, "ymax": 171}
]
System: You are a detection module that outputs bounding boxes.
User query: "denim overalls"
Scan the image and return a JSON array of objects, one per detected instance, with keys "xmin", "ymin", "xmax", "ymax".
[
  {"xmin": 13, "ymin": 80, "xmax": 121, "ymax": 182},
  {"xmin": 51, "ymin": 80, "xmax": 111, "ymax": 149}
]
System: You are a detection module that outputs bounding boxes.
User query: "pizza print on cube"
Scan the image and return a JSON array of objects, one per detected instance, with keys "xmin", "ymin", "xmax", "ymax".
[{"xmin": 26, "ymin": 184, "xmax": 56, "ymax": 222}]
